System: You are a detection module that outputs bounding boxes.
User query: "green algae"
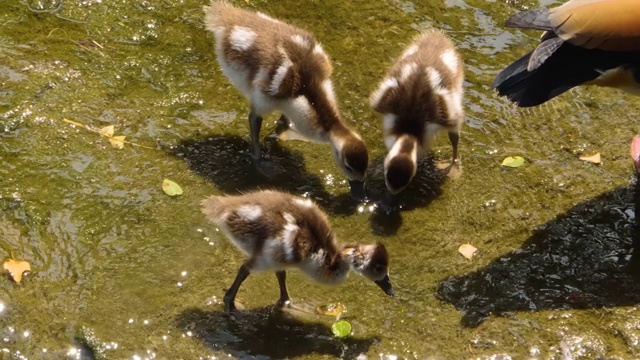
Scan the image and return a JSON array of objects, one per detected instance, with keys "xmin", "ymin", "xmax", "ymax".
[{"xmin": 1, "ymin": 0, "xmax": 639, "ymax": 358}]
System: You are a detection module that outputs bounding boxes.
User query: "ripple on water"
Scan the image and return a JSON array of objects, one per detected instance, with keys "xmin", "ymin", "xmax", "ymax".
[{"xmin": 2, "ymin": 0, "xmax": 640, "ymax": 358}]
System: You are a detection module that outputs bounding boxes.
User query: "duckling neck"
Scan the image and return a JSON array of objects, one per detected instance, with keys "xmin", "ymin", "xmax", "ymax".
[
  {"xmin": 304, "ymin": 248, "xmax": 351, "ymax": 284},
  {"xmin": 388, "ymin": 135, "xmax": 418, "ymax": 162},
  {"xmin": 329, "ymin": 123, "xmax": 361, "ymax": 148}
]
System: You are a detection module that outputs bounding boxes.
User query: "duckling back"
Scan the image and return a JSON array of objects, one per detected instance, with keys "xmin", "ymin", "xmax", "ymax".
[
  {"xmin": 371, "ymin": 29, "xmax": 464, "ymax": 151},
  {"xmin": 201, "ymin": 190, "xmax": 342, "ymax": 275},
  {"xmin": 203, "ymin": 1, "xmax": 333, "ymax": 117}
]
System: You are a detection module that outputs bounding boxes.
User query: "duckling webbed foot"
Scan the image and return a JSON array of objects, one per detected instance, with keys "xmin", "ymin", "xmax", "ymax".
[
  {"xmin": 250, "ymin": 156, "xmax": 280, "ymax": 179},
  {"xmin": 435, "ymin": 158, "xmax": 462, "ymax": 180}
]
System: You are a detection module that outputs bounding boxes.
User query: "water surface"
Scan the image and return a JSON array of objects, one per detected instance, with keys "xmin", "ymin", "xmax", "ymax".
[{"xmin": 2, "ymin": 0, "xmax": 640, "ymax": 358}]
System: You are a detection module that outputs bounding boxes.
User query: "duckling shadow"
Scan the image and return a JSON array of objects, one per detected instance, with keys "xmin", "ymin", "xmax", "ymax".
[
  {"xmin": 366, "ymin": 155, "xmax": 448, "ymax": 236},
  {"xmin": 171, "ymin": 134, "xmax": 358, "ymax": 216},
  {"xmin": 436, "ymin": 184, "xmax": 640, "ymax": 327},
  {"xmin": 175, "ymin": 307, "xmax": 378, "ymax": 359}
]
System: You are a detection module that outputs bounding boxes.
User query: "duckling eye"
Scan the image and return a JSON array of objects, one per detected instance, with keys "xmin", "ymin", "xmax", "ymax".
[{"xmin": 345, "ymin": 164, "xmax": 354, "ymax": 172}]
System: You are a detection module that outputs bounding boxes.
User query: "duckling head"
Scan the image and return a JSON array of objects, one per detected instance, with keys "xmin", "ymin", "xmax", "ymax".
[
  {"xmin": 384, "ymin": 154, "xmax": 417, "ymax": 195},
  {"xmin": 332, "ymin": 135, "xmax": 369, "ymax": 199},
  {"xmin": 384, "ymin": 135, "xmax": 418, "ymax": 195},
  {"xmin": 344, "ymin": 242, "xmax": 394, "ymax": 296}
]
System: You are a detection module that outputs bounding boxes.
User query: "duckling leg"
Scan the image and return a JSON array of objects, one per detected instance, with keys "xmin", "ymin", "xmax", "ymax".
[
  {"xmin": 249, "ymin": 109, "xmax": 263, "ymax": 161},
  {"xmin": 445, "ymin": 130, "xmax": 463, "ymax": 180},
  {"xmin": 448, "ymin": 131, "xmax": 459, "ymax": 163},
  {"xmin": 249, "ymin": 110, "xmax": 279, "ymax": 178},
  {"xmin": 275, "ymin": 270, "xmax": 291, "ymax": 307},
  {"xmin": 224, "ymin": 264, "xmax": 251, "ymax": 312}
]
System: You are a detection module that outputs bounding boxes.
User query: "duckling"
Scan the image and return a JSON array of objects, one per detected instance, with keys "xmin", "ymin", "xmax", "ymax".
[
  {"xmin": 370, "ymin": 30, "xmax": 464, "ymax": 197},
  {"xmin": 493, "ymin": 0, "xmax": 640, "ymax": 107},
  {"xmin": 201, "ymin": 190, "xmax": 394, "ymax": 312},
  {"xmin": 203, "ymin": 1, "xmax": 369, "ymax": 198}
]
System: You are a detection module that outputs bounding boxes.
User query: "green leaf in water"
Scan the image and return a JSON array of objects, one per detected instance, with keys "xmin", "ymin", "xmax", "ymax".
[
  {"xmin": 331, "ymin": 320, "xmax": 352, "ymax": 338},
  {"xmin": 162, "ymin": 179, "xmax": 183, "ymax": 196},
  {"xmin": 501, "ymin": 156, "xmax": 525, "ymax": 168}
]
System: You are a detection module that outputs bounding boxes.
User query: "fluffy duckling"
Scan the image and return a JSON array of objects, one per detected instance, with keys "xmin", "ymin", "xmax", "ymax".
[
  {"xmin": 203, "ymin": 1, "xmax": 369, "ymax": 197},
  {"xmin": 493, "ymin": 0, "xmax": 640, "ymax": 107},
  {"xmin": 201, "ymin": 190, "xmax": 394, "ymax": 312},
  {"xmin": 370, "ymin": 30, "xmax": 464, "ymax": 196}
]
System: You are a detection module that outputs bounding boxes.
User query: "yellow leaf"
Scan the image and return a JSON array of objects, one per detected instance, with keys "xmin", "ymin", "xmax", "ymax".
[
  {"xmin": 501, "ymin": 156, "xmax": 525, "ymax": 168},
  {"xmin": 162, "ymin": 179, "xmax": 183, "ymax": 196},
  {"xmin": 458, "ymin": 243, "xmax": 477, "ymax": 260},
  {"xmin": 315, "ymin": 303, "xmax": 346, "ymax": 317},
  {"xmin": 62, "ymin": 118, "xmax": 88, "ymax": 129},
  {"xmin": 99, "ymin": 125, "xmax": 115, "ymax": 137},
  {"xmin": 579, "ymin": 152, "xmax": 601, "ymax": 164},
  {"xmin": 4, "ymin": 258, "xmax": 31, "ymax": 284},
  {"xmin": 109, "ymin": 135, "xmax": 126, "ymax": 149}
]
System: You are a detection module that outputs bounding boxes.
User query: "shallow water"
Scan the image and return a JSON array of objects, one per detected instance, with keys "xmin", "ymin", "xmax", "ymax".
[{"xmin": 1, "ymin": 0, "xmax": 640, "ymax": 359}]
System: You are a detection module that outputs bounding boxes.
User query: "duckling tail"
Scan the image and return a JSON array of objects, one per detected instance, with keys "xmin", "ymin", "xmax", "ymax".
[{"xmin": 201, "ymin": 195, "xmax": 225, "ymax": 221}]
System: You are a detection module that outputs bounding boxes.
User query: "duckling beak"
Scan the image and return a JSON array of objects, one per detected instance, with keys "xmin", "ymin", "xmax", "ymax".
[
  {"xmin": 376, "ymin": 191, "xmax": 399, "ymax": 214},
  {"xmin": 348, "ymin": 179, "xmax": 366, "ymax": 199},
  {"xmin": 374, "ymin": 274, "xmax": 395, "ymax": 296}
]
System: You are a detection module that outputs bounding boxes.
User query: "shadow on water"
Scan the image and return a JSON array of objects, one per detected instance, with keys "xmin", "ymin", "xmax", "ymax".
[
  {"xmin": 175, "ymin": 307, "xmax": 377, "ymax": 359},
  {"xmin": 366, "ymin": 155, "xmax": 448, "ymax": 236},
  {"xmin": 437, "ymin": 184, "xmax": 640, "ymax": 327},
  {"xmin": 171, "ymin": 134, "xmax": 358, "ymax": 216}
]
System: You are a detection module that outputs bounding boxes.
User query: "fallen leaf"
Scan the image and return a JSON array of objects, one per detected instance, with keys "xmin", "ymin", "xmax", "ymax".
[
  {"xmin": 579, "ymin": 152, "xmax": 601, "ymax": 164},
  {"xmin": 331, "ymin": 320, "xmax": 352, "ymax": 338},
  {"xmin": 99, "ymin": 125, "xmax": 115, "ymax": 137},
  {"xmin": 61, "ymin": 118, "xmax": 157, "ymax": 150},
  {"xmin": 4, "ymin": 258, "xmax": 31, "ymax": 284},
  {"xmin": 501, "ymin": 156, "xmax": 525, "ymax": 168},
  {"xmin": 62, "ymin": 118, "xmax": 87, "ymax": 128},
  {"xmin": 315, "ymin": 303, "xmax": 345, "ymax": 318},
  {"xmin": 109, "ymin": 135, "xmax": 126, "ymax": 149},
  {"xmin": 162, "ymin": 179, "xmax": 183, "ymax": 196},
  {"xmin": 458, "ymin": 243, "xmax": 477, "ymax": 260}
]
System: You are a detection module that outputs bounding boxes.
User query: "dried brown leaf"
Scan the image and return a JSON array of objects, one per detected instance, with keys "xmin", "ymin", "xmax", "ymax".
[
  {"xmin": 458, "ymin": 243, "xmax": 477, "ymax": 260},
  {"xmin": 99, "ymin": 125, "xmax": 115, "ymax": 137},
  {"xmin": 579, "ymin": 152, "xmax": 601, "ymax": 164},
  {"xmin": 4, "ymin": 258, "xmax": 31, "ymax": 284},
  {"xmin": 109, "ymin": 135, "xmax": 126, "ymax": 149}
]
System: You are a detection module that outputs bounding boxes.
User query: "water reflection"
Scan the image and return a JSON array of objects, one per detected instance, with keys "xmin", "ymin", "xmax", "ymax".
[
  {"xmin": 365, "ymin": 155, "xmax": 449, "ymax": 235},
  {"xmin": 437, "ymin": 184, "xmax": 640, "ymax": 327},
  {"xmin": 175, "ymin": 307, "xmax": 377, "ymax": 359}
]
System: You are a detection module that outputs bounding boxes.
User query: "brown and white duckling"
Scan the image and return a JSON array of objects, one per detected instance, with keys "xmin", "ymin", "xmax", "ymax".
[
  {"xmin": 201, "ymin": 190, "xmax": 394, "ymax": 312},
  {"xmin": 203, "ymin": 1, "xmax": 369, "ymax": 197},
  {"xmin": 493, "ymin": 0, "xmax": 640, "ymax": 107},
  {"xmin": 370, "ymin": 30, "xmax": 464, "ymax": 198}
]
